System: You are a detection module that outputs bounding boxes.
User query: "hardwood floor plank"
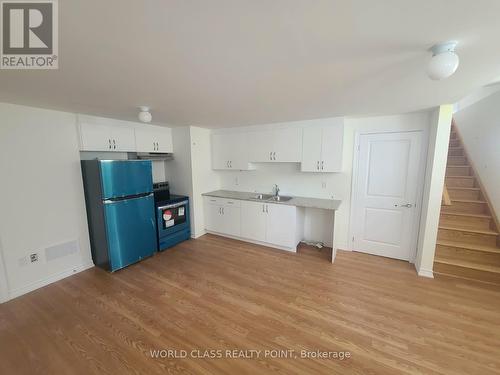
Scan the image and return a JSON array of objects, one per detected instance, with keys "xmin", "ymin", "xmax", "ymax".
[{"xmin": 1, "ymin": 234, "xmax": 500, "ymax": 374}]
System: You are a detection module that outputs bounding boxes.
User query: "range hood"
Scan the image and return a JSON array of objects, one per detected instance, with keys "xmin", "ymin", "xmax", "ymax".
[{"xmin": 136, "ymin": 152, "xmax": 174, "ymax": 161}]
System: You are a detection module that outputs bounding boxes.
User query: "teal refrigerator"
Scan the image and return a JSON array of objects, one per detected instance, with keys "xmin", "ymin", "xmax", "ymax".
[{"xmin": 81, "ymin": 160, "xmax": 157, "ymax": 271}]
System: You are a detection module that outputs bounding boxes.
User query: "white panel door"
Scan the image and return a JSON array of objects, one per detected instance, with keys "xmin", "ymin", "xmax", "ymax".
[
  {"xmin": 111, "ymin": 127, "xmax": 136, "ymax": 152},
  {"xmin": 248, "ymin": 130, "xmax": 274, "ymax": 162},
  {"xmin": 266, "ymin": 203, "xmax": 297, "ymax": 248},
  {"xmin": 301, "ymin": 127, "xmax": 322, "ymax": 172},
  {"xmin": 352, "ymin": 131, "xmax": 423, "ymax": 260},
  {"xmin": 273, "ymin": 127, "xmax": 302, "ymax": 162},
  {"xmin": 241, "ymin": 201, "xmax": 267, "ymax": 242},
  {"xmin": 321, "ymin": 125, "xmax": 343, "ymax": 172},
  {"xmin": 79, "ymin": 123, "xmax": 113, "ymax": 151},
  {"xmin": 220, "ymin": 205, "xmax": 241, "ymax": 237}
]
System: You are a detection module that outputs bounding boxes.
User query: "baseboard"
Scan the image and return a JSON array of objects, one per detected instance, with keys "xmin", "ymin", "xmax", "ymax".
[
  {"xmin": 191, "ymin": 229, "xmax": 206, "ymax": 239},
  {"xmin": 205, "ymin": 231, "xmax": 297, "ymax": 252},
  {"xmin": 8, "ymin": 262, "xmax": 94, "ymax": 301},
  {"xmin": 417, "ymin": 268, "xmax": 434, "ymax": 278}
]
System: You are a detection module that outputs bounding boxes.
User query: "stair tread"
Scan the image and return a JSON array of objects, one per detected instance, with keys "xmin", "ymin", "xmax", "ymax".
[
  {"xmin": 438, "ymin": 225, "xmax": 498, "ymax": 235},
  {"xmin": 447, "ymin": 187, "xmax": 480, "ymax": 191},
  {"xmin": 446, "ymin": 175, "xmax": 474, "ymax": 179},
  {"xmin": 440, "ymin": 212, "xmax": 491, "ymax": 218},
  {"xmin": 451, "ymin": 199, "xmax": 487, "ymax": 204},
  {"xmin": 447, "ymin": 165, "xmax": 469, "ymax": 168},
  {"xmin": 436, "ymin": 239, "xmax": 500, "ymax": 253},
  {"xmin": 434, "ymin": 257, "xmax": 500, "ymax": 273}
]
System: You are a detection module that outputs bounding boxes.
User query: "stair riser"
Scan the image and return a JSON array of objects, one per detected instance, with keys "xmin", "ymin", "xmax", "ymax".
[
  {"xmin": 445, "ymin": 177, "xmax": 475, "ymax": 188},
  {"xmin": 446, "ymin": 166, "xmax": 471, "ymax": 176},
  {"xmin": 436, "ymin": 245, "xmax": 500, "ymax": 266},
  {"xmin": 450, "ymin": 132, "xmax": 458, "ymax": 140},
  {"xmin": 448, "ymin": 148, "xmax": 464, "ymax": 156},
  {"xmin": 439, "ymin": 215, "xmax": 493, "ymax": 231},
  {"xmin": 447, "ymin": 189, "xmax": 481, "ymax": 200},
  {"xmin": 434, "ymin": 262, "xmax": 500, "ymax": 285},
  {"xmin": 441, "ymin": 201, "xmax": 488, "ymax": 214},
  {"xmin": 447, "ymin": 156, "xmax": 467, "ymax": 165},
  {"xmin": 437, "ymin": 228, "xmax": 497, "ymax": 247},
  {"xmin": 449, "ymin": 139, "xmax": 461, "ymax": 147}
]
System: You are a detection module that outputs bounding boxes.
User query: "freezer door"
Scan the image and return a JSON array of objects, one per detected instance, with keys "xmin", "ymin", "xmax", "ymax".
[
  {"xmin": 104, "ymin": 194, "xmax": 157, "ymax": 271},
  {"xmin": 100, "ymin": 160, "xmax": 153, "ymax": 199}
]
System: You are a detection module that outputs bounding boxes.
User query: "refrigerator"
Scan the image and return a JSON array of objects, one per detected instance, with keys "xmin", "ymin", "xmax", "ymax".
[{"xmin": 81, "ymin": 160, "xmax": 157, "ymax": 272}]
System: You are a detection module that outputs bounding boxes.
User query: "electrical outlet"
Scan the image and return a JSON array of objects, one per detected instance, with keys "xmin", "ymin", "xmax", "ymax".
[
  {"xmin": 321, "ymin": 181, "xmax": 327, "ymax": 189},
  {"xmin": 30, "ymin": 253, "xmax": 39, "ymax": 263}
]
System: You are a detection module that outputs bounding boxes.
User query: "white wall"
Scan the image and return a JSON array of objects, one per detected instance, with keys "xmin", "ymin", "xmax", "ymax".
[
  {"xmin": 415, "ymin": 105, "xmax": 453, "ymax": 277},
  {"xmin": 165, "ymin": 127, "xmax": 221, "ymax": 238},
  {"xmin": 165, "ymin": 127, "xmax": 195, "ymax": 231},
  {"xmin": 190, "ymin": 127, "xmax": 221, "ymax": 238},
  {"xmin": 0, "ymin": 236, "xmax": 9, "ymax": 303},
  {"xmin": 454, "ymin": 91, "xmax": 500, "ymax": 217},
  {"xmin": 0, "ymin": 103, "xmax": 93, "ymax": 300},
  {"xmin": 216, "ymin": 112, "xmax": 432, "ymax": 250}
]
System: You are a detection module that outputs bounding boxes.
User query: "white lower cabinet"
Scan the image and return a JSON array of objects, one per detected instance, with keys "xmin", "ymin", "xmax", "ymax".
[
  {"xmin": 204, "ymin": 197, "xmax": 241, "ymax": 237},
  {"xmin": 205, "ymin": 197, "xmax": 302, "ymax": 251},
  {"xmin": 241, "ymin": 201, "xmax": 267, "ymax": 242},
  {"xmin": 266, "ymin": 203, "xmax": 297, "ymax": 248}
]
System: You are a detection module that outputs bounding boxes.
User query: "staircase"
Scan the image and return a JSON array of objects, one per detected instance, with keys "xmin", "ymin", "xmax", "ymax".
[{"xmin": 433, "ymin": 122, "xmax": 500, "ymax": 284}]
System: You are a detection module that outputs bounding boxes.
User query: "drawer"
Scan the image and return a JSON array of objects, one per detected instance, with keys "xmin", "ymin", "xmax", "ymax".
[
  {"xmin": 204, "ymin": 196, "xmax": 241, "ymax": 207},
  {"xmin": 220, "ymin": 198, "xmax": 241, "ymax": 207}
]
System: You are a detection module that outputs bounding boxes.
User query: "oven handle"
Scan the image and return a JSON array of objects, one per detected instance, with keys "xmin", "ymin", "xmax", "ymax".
[{"xmin": 158, "ymin": 200, "xmax": 188, "ymax": 210}]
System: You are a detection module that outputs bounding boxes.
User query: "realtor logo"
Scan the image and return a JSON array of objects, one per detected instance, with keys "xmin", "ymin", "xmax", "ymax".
[{"xmin": 1, "ymin": 0, "xmax": 58, "ymax": 69}]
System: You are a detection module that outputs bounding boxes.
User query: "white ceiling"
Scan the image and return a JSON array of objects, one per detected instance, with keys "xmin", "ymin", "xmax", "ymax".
[{"xmin": 1, "ymin": 0, "xmax": 500, "ymax": 128}]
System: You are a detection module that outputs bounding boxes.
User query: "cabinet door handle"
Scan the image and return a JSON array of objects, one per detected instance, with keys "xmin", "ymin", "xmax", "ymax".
[
  {"xmin": 269, "ymin": 151, "xmax": 272, "ymax": 161},
  {"xmin": 265, "ymin": 204, "xmax": 268, "ymax": 213},
  {"xmin": 317, "ymin": 161, "xmax": 320, "ymax": 170},
  {"xmin": 219, "ymin": 207, "xmax": 221, "ymax": 214},
  {"xmin": 262, "ymin": 204, "xmax": 265, "ymax": 212},
  {"xmin": 222, "ymin": 207, "xmax": 224, "ymax": 215},
  {"xmin": 321, "ymin": 161, "xmax": 324, "ymax": 170},
  {"xmin": 229, "ymin": 160, "xmax": 232, "ymax": 168},
  {"xmin": 113, "ymin": 139, "xmax": 116, "ymax": 150},
  {"xmin": 157, "ymin": 142, "xmax": 160, "ymax": 151},
  {"xmin": 108, "ymin": 139, "xmax": 112, "ymax": 149}
]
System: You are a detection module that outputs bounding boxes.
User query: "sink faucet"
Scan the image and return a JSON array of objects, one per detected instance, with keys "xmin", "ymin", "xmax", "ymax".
[{"xmin": 273, "ymin": 184, "xmax": 280, "ymax": 197}]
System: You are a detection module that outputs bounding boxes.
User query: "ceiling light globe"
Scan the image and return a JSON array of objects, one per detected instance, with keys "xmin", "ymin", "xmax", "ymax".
[
  {"xmin": 427, "ymin": 51, "xmax": 459, "ymax": 80},
  {"xmin": 138, "ymin": 110, "xmax": 152, "ymax": 123}
]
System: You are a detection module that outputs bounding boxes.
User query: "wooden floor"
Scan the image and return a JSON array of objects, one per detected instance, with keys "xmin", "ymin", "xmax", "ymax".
[{"xmin": 1, "ymin": 234, "xmax": 500, "ymax": 375}]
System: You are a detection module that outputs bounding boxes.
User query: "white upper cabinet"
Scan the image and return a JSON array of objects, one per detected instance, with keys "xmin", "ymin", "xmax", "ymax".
[
  {"xmin": 211, "ymin": 133, "xmax": 254, "ymax": 170},
  {"xmin": 78, "ymin": 117, "xmax": 136, "ymax": 152},
  {"xmin": 248, "ymin": 127, "xmax": 302, "ymax": 162},
  {"xmin": 301, "ymin": 123, "xmax": 343, "ymax": 172},
  {"xmin": 135, "ymin": 125, "xmax": 173, "ymax": 153},
  {"xmin": 78, "ymin": 115, "xmax": 173, "ymax": 154}
]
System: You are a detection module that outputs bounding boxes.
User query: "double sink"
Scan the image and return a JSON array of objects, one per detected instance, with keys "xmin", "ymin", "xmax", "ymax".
[{"xmin": 251, "ymin": 193, "xmax": 293, "ymax": 202}]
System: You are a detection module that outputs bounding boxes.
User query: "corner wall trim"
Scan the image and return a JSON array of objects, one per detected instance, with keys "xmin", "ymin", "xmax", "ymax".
[
  {"xmin": 8, "ymin": 262, "xmax": 94, "ymax": 301},
  {"xmin": 417, "ymin": 268, "xmax": 434, "ymax": 278}
]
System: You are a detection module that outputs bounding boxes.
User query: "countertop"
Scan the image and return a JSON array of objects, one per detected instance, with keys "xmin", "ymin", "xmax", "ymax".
[{"xmin": 202, "ymin": 190, "xmax": 341, "ymax": 211}]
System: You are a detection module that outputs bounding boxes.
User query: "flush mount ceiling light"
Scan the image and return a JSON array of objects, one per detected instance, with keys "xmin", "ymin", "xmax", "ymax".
[
  {"xmin": 138, "ymin": 106, "xmax": 152, "ymax": 123},
  {"xmin": 427, "ymin": 41, "xmax": 459, "ymax": 80}
]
